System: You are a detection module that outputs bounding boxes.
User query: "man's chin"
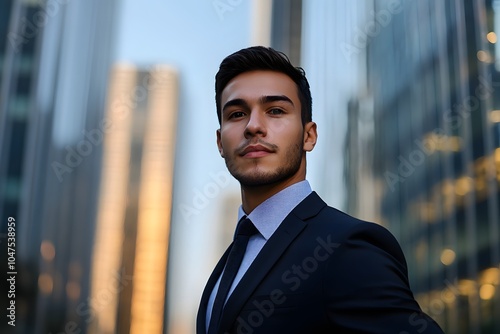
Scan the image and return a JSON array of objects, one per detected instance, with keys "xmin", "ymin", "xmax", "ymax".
[
  {"xmin": 229, "ymin": 171, "xmax": 273, "ymax": 186},
  {"xmin": 231, "ymin": 170, "xmax": 297, "ymax": 188}
]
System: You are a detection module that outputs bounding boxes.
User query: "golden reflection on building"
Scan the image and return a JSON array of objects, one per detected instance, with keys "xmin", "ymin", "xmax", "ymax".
[
  {"xmin": 130, "ymin": 66, "xmax": 178, "ymax": 334},
  {"xmin": 417, "ymin": 267, "xmax": 500, "ymax": 327},
  {"xmin": 363, "ymin": 1, "xmax": 500, "ymax": 332},
  {"xmin": 88, "ymin": 65, "xmax": 137, "ymax": 334},
  {"xmin": 89, "ymin": 64, "xmax": 178, "ymax": 334}
]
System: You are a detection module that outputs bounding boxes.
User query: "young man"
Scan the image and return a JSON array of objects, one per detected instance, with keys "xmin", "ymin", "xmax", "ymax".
[{"xmin": 197, "ymin": 46, "xmax": 444, "ymax": 334}]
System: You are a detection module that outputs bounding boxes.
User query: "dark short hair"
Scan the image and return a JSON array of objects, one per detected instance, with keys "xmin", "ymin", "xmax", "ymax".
[{"xmin": 215, "ymin": 46, "xmax": 312, "ymax": 125}]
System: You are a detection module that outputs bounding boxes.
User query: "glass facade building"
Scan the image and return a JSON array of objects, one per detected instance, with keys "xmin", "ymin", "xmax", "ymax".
[
  {"xmin": 1, "ymin": 0, "xmax": 46, "ymax": 332},
  {"xmin": 364, "ymin": 0, "xmax": 500, "ymax": 333},
  {"xmin": 270, "ymin": 0, "xmax": 303, "ymax": 66},
  {"xmin": 0, "ymin": 1, "xmax": 118, "ymax": 333},
  {"xmin": 0, "ymin": 0, "xmax": 37, "ymax": 243}
]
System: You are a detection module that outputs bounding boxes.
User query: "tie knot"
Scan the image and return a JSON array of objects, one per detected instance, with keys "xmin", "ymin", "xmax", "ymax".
[{"xmin": 236, "ymin": 217, "xmax": 258, "ymax": 237}]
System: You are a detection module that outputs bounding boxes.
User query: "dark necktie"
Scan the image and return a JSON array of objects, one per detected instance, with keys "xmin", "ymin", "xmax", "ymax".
[{"xmin": 208, "ymin": 217, "xmax": 257, "ymax": 334}]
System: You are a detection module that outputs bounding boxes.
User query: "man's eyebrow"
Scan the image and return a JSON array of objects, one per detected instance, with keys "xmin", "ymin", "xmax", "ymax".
[
  {"xmin": 222, "ymin": 98, "xmax": 250, "ymax": 112},
  {"xmin": 260, "ymin": 95, "xmax": 294, "ymax": 106},
  {"xmin": 222, "ymin": 95, "xmax": 294, "ymax": 113}
]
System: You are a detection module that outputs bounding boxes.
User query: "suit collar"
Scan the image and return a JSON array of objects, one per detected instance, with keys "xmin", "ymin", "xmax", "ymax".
[
  {"xmin": 238, "ymin": 180, "xmax": 313, "ymax": 240},
  {"xmin": 290, "ymin": 191, "xmax": 326, "ymax": 220}
]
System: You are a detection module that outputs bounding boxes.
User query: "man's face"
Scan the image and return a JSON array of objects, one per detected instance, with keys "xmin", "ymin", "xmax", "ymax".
[{"xmin": 217, "ymin": 70, "xmax": 316, "ymax": 188}]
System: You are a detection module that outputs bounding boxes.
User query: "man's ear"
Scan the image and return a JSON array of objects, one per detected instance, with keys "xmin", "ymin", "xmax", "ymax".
[
  {"xmin": 216, "ymin": 129, "xmax": 224, "ymax": 157},
  {"xmin": 303, "ymin": 122, "xmax": 317, "ymax": 152}
]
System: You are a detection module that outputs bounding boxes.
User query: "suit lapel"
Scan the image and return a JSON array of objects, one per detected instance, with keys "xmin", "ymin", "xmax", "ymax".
[
  {"xmin": 217, "ymin": 192, "xmax": 326, "ymax": 333},
  {"xmin": 196, "ymin": 243, "xmax": 233, "ymax": 334}
]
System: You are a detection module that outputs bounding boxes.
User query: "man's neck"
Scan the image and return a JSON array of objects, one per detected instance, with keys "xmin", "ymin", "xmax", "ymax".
[{"xmin": 240, "ymin": 177, "xmax": 305, "ymax": 214}]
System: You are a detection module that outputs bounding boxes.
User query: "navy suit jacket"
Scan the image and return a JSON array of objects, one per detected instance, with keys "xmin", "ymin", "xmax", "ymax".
[{"xmin": 197, "ymin": 192, "xmax": 444, "ymax": 333}]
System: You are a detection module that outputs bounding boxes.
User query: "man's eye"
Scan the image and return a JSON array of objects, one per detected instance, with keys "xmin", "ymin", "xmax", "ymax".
[
  {"xmin": 269, "ymin": 108, "xmax": 284, "ymax": 115},
  {"xmin": 229, "ymin": 111, "xmax": 245, "ymax": 119}
]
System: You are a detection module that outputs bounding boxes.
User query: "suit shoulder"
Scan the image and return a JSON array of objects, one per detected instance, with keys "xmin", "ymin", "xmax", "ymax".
[
  {"xmin": 296, "ymin": 193, "xmax": 401, "ymax": 251},
  {"xmin": 310, "ymin": 205, "xmax": 403, "ymax": 254},
  {"xmin": 314, "ymin": 205, "xmax": 389, "ymax": 233}
]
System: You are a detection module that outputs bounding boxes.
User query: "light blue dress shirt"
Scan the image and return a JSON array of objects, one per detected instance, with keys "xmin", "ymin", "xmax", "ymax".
[{"xmin": 205, "ymin": 180, "xmax": 313, "ymax": 330}]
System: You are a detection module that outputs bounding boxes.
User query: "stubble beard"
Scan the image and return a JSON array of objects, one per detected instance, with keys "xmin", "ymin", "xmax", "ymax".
[{"xmin": 225, "ymin": 141, "xmax": 304, "ymax": 187}]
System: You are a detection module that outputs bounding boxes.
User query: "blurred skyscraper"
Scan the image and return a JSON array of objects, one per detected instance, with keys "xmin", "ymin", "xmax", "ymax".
[
  {"xmin": 270, "ymin": 0, "xmax": 302, "ymax": 66},
  {"xmin": 88, "ymin": 64, "xmax": 177, "ymax": 334},
  {"xmin": 0, "ymin": 0, "xmax": 37, "ymax": 329},
  {"xmin": 300, "ymin": 1, "xmax": 367, "ymax": 208},
  {"xmin": 0, "ymin": 0, "xmax": 29, "ymax": 221},
  {"xmin": 348, "ymin": 0, "xmax": 500, "ymax": 333},
  {"xmin": 0, "ymin": 0, "xmax": 118, "ymax": 333}
]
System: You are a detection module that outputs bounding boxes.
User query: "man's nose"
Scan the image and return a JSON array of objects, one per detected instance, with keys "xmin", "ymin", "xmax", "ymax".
[{"xmin": 244, "ymin": 110, "xmax": 266, "ymax": 137}]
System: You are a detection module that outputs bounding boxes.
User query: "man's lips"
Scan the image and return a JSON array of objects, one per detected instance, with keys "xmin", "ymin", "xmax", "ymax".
[{"xmin": 239, "ymin": 144, "xmax": 274, "ymax": 158}]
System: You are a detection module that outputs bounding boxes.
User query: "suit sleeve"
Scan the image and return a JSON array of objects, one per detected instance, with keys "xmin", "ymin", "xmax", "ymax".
[{"xmin": 324, "ymin": 222, "xmax": 444, "ymax": 333}]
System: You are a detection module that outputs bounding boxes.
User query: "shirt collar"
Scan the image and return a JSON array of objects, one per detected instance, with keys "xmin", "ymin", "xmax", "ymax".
[{"xmin": 237, "ymin": 180, "xmax": 312, "ymax": 240}]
